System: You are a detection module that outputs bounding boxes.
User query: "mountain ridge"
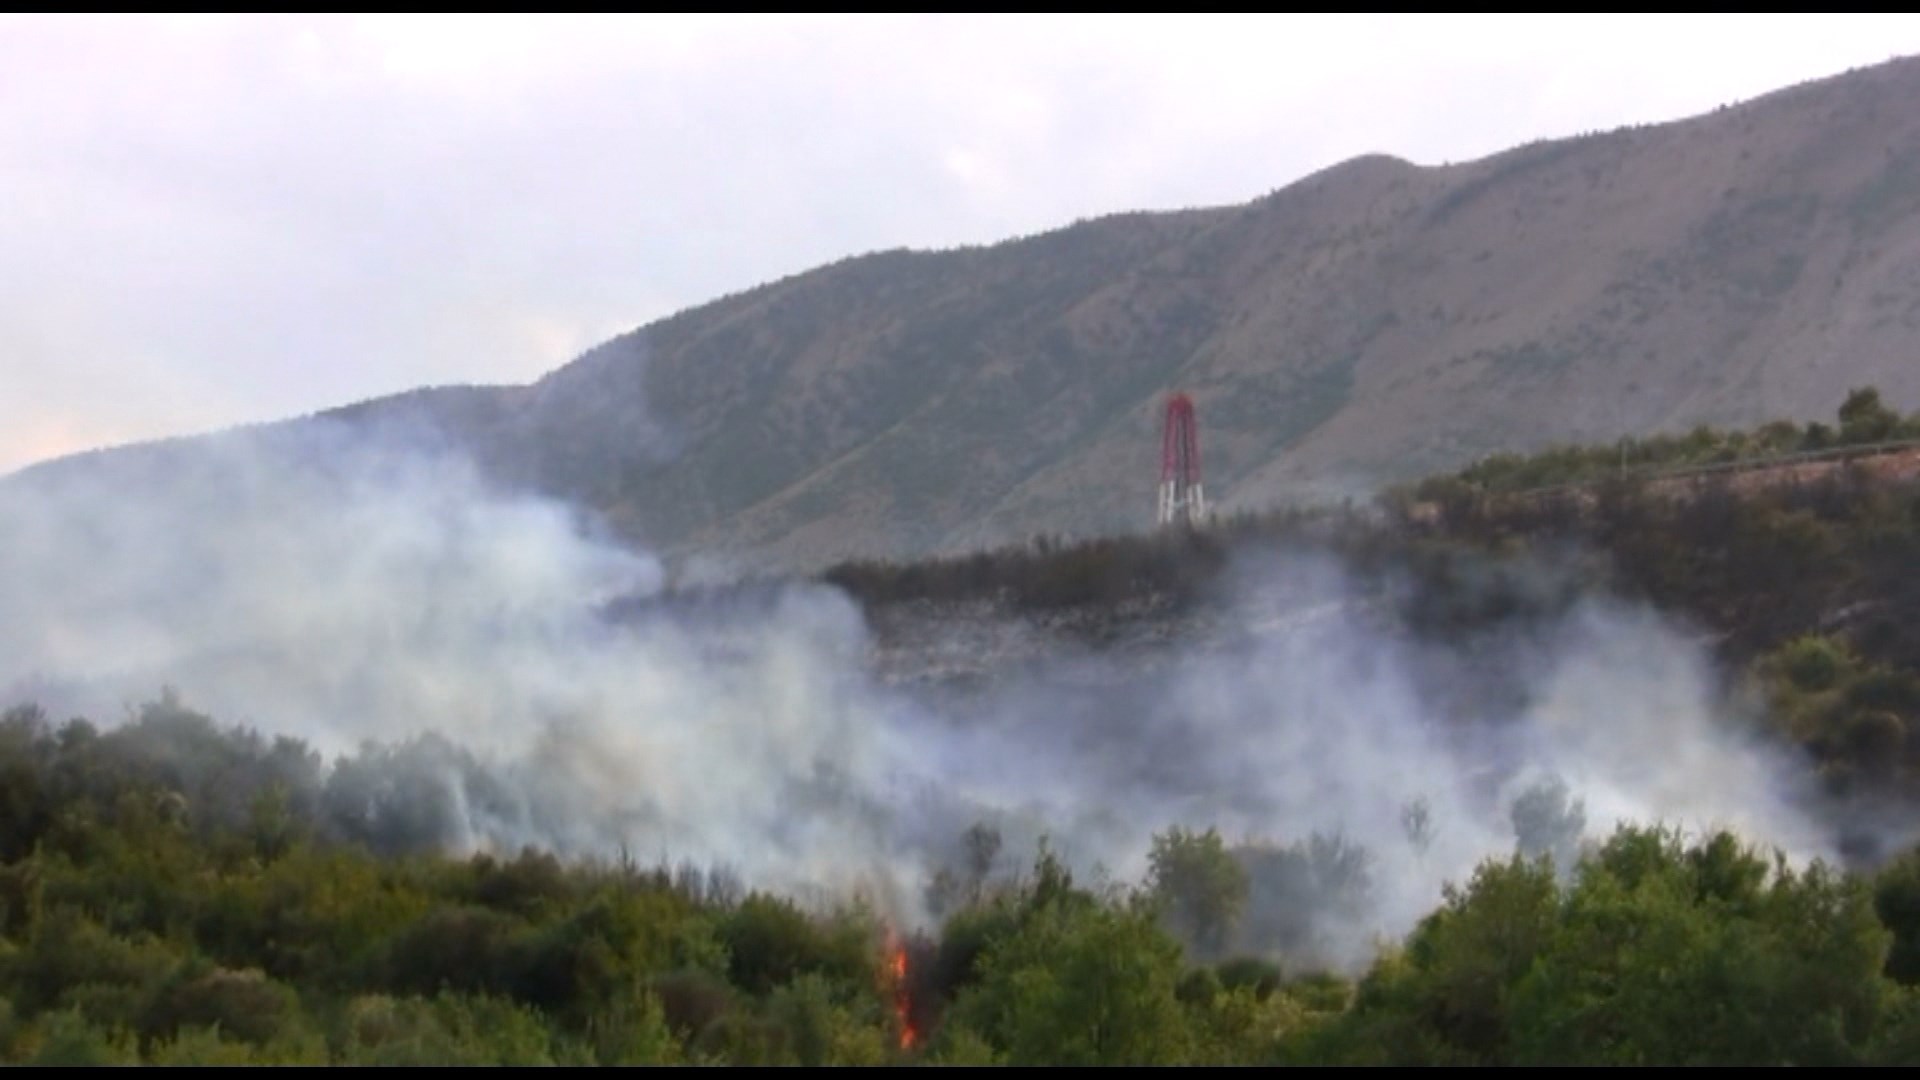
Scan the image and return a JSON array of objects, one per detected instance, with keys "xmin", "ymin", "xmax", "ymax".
[{"xmin": 18, "ymin": 55, "xmax": 1920, "ymax": 569}]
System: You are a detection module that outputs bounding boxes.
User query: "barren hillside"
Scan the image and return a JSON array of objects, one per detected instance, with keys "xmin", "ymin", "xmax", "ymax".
[{"xmin": 21, "ymin": 56, "xmax": 1920, "ymax": 569}]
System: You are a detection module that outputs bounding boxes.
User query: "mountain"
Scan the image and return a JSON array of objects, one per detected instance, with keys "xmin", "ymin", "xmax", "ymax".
[{"xmin": 27, "ymin": 57, "xmax": 1920, "ymax": 569}]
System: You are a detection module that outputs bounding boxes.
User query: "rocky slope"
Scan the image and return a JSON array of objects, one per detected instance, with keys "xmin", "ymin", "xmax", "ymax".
[{"xmin": 23, "ymin": 57, "xmax": 1920, "ymax": 569}]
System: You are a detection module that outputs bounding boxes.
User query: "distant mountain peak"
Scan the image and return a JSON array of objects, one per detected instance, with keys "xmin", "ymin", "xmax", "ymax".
[{"xmin": 20, "ymin": 56, "xmax": 1920, "ymax": 570}]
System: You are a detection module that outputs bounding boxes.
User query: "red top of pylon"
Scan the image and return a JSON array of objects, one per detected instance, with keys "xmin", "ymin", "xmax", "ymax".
[{"xmin": 1161, "ymin": 393, "xmax": 1201, "ymax": 485}]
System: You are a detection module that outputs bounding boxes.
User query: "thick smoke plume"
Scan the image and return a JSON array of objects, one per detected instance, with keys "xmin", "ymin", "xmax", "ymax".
[{"xmin": 0, "ymin": 422, "xmax": 1841, "ymax": 968}]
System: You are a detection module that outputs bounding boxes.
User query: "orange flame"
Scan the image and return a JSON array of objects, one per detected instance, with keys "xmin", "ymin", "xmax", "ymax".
[{"xmin": 887, "ymin": 934, "xmax": 918, "ymax": 1051}]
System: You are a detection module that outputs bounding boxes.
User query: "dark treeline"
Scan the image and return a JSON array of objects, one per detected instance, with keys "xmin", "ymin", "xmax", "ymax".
[
  {"xmin": 0, "ymin": 693, "xmax": 578, "ymax": 865},
  {"xmin": 1423, "ymin": 386, "xmax": 1920, "ymax": 496},
  {"xmin": 5, "ymin": 697, "xmax": 1920, "ymax": 1063},
  {"xmin": 825, "ymin": 391, "xmax": 1920, "ymax": 644}
]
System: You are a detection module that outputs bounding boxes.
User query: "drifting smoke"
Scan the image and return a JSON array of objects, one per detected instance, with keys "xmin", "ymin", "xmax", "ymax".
[
  {"xmin": 882, "ymin": 551, "xmax": 1833, "ymax": 968},
  {"xmin": 0, "ymin": 420, "xmax": 1843, "ymax": 969}
]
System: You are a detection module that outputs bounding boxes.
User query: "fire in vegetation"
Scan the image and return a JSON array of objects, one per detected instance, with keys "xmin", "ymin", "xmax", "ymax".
[{"xmin": 887, "ymin": 932, "xmax": 918, "ymax": 1051}]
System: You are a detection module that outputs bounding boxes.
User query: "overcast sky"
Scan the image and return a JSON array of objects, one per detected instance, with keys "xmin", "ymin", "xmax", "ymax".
[{"xmin": 7, "ymin": 14, "xmax": 1920, "ymax": 474}]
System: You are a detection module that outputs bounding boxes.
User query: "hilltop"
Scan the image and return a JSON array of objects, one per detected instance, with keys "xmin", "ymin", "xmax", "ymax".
[{"xmin": 20, "ymin": 57, "xmax": 1920, "ymax": 569}]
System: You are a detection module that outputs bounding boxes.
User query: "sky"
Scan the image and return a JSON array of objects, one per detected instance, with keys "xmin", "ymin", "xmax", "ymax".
[{"xmin": 6, "ymin": 14, "xmax": 1920, "ymax": 475}]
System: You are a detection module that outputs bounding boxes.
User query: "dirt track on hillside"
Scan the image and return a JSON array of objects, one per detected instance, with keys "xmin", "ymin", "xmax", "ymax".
[{"xmin": 1651, "ymin": 445, "xmax": 1920, "ymax": 498}]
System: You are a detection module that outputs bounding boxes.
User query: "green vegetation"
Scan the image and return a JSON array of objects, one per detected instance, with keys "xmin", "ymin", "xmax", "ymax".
[
  {"xmin": 8, "ymin": 389, "xmax": 1920, "ymax": 1063},
  {"xmin": 1316, "ymin": 828, "xmax": 1897, "ymax": 1065},
  {"xmin": 0, "ymin": 696, "xmax": 1916, "ymax": 1065},
  {"xmin": 1405, "ymin": 386, "xmax": 1919, "ymax": 498}
]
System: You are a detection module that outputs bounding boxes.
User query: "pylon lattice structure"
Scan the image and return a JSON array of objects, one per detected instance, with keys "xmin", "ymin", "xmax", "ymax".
[{"xmin": 1157, "ymin": 392, "xmax": 1207, "ymax": 527}]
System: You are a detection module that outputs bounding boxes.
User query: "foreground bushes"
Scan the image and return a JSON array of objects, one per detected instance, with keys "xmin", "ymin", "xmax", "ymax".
[{"xmin": 2, "ymin": 693, "xmax": 1920, "ymax": 1063}]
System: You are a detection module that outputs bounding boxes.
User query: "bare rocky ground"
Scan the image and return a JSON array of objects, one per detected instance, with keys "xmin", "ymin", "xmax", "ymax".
[{"xmin": 861, "ymin": 581, "xmax": 1389, "ymax": 695}]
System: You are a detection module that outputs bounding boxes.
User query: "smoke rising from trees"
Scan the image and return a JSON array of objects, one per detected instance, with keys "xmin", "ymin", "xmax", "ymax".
[{"xmin": 0, "ymin": 424, "xmax": 1843, "ymax": 968}]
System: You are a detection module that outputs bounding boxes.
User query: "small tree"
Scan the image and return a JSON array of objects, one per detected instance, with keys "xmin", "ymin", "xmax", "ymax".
[
  {"xmin": 1401, "ymin": 798, "xmax": 1436, "ymax": 856},
  {"xmin": 950, "ymin": 899, "xmax": 1191, "ymax": 1065},
  {"xmin": 1838, "ymin": 387, "xmax": 1899, "ymax": 445},
  {"xmin": 1147, "ymin": 827, "xmax": 1249, "ymax": 960},
  {"xmin": 1510, "ymin": 778, "xmax": 1586, "ymax": 872}
]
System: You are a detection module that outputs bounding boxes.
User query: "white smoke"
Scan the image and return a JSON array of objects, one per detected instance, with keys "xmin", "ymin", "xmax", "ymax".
[
  {"xmin": 0, "ymin": 422, "xmax": 1844, "ymax": 967},
  {"xmin": 886, "ymin": 550, "xmax": 1832, "ymax": 967}
]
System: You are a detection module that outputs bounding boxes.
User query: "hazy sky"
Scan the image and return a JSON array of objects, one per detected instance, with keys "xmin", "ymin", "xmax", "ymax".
[{"xmin": 7, "ymin": 14, "xmax": 1920, "ymax": 474}]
